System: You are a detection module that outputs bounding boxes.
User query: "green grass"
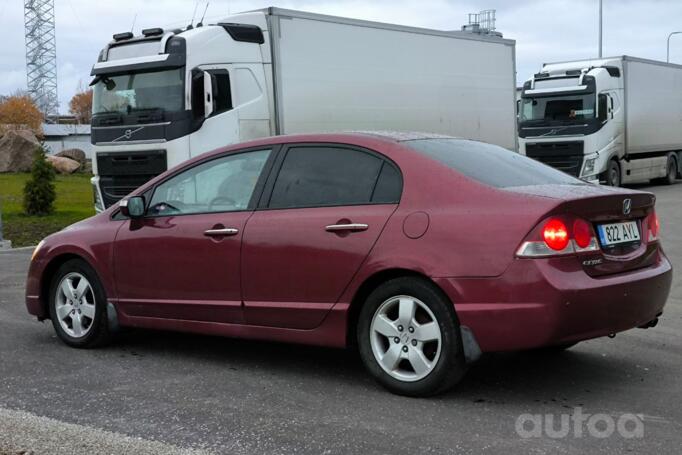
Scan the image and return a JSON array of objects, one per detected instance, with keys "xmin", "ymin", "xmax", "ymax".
[{"xmin": 0, "ymin": 173, "xmax": 95, "ymax": 247}]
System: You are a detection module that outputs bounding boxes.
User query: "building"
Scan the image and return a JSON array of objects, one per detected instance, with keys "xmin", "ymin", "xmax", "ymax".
[{"xmin": 42, "ymin": 123, "xmax": 93, "ymax": 159}]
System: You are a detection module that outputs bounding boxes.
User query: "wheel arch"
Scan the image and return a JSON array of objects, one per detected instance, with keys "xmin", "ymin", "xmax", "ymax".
[
  {"xmin": 39, "ymin": 253, "xmax": 94, "ymax": 318},
  {"xmin": 346, "ymin": 268, "xmax": 457, "ymax": 348}
]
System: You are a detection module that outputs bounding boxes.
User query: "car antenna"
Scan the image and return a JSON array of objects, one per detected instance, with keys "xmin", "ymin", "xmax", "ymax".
[
  {"xmin": 130, "ymin": 13, "xmax": 137, "ymax": 33},
  {"xmin": 197, "ymin": 2, "xmax": 209, "ymax": 27},
  {"xmin": 187, "ymin": 1, "xmax": 199, "ymax": 30}
]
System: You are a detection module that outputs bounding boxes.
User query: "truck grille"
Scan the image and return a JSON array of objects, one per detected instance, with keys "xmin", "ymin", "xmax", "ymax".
[
  {"xmin": 97, "ymin": 150, "xmax": 167, "ymax": 208},
  {"xmin": 525, "ymin": 141, "xmax": 584, "ymax": 177},
  {"xmin": 99, "ymin": 175, "xmax": 156, "ymax": 208}
]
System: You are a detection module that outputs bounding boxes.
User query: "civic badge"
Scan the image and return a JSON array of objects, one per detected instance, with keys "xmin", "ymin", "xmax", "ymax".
[{"xmin": 623, "ymin": 198, "xmax": 632, "ymax": 215}]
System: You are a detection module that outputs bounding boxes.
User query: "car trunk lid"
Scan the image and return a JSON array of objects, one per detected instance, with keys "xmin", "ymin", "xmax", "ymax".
[{"xmin": 506, "ymin": 184, "xmax": 659, "ymax": 277}]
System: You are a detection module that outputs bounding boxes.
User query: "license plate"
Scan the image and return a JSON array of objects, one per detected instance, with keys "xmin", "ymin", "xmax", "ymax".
[{"xmin": 597, "ymin": 221, "xmax": 640, "ymax": 246}]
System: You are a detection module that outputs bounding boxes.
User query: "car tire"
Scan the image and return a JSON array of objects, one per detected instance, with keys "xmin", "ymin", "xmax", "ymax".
[
  {"xmin": 357, "ymin": 277, "xmax": 466, "ymax": 397},
  {"xmin": 602, "ymin": 159, "xmax": 621, "ymax": 187},
  {"xmin": 48, "ymin": 259, "xmax": 112, "ymax": 348}
]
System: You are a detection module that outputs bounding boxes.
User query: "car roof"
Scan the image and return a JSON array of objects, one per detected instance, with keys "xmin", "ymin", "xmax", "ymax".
[
  {"xmin": 205, "ymin": 131, "xmax": 460, "ymax": 157},
  {"xmin": 349, "ymin": 131, "xmax": 459, "ymax": 142}
]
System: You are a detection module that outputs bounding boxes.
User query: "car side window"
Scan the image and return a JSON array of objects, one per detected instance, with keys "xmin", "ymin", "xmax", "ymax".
[
  {"xmin": 268, "ymin": 146, "xmax": 390, "ymax": 209},
  {"xmin": 371, "ymin": 162, "xmax": 402, "ymax": 203},
  {"xmin": 148, "ymin": 149, "xmax": 270, "ymax": 216}
]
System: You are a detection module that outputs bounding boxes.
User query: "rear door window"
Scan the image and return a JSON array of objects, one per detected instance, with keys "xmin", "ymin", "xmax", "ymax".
[
  {"xmin": 268, "ymin": 146, "xmax": 400, "ymax": 208},
  {"xmin": 405, "ymin": 139, "xmax": 583, "ymax": 188},
  {"xmin": 371, "ymin": 162, "xmax": 402, "ymax": 203}
]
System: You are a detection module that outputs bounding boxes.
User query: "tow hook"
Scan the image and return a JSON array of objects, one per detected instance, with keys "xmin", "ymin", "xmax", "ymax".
[
  {"xmin": 638, "ymin": 318, "xmax": 659, "ymax": 329},
  {"xmin": 608, "ymin": 333, "xmax": 616, "ymax": 338}
]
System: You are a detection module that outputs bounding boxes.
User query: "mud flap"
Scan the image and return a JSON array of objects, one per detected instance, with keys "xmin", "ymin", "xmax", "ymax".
[{"xmin": 460, "ymin": 325, "xmax": 482, "ymax": 364}]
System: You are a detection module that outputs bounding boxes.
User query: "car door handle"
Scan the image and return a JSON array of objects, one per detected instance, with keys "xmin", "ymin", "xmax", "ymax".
[
  {"xmin": 325, "ymin": 223, "xmax": 369, "ymax": 232},
  {"xmin": 204, "ymin": 228, "xmax": 240, "ymax": 236}
]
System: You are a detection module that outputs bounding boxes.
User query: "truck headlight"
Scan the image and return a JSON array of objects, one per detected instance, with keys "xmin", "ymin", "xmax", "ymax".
[
  {"xmin": 583, "ymin": 158, "xmax": 597, "ymax": 175},
  {"xmin": 93, "ymin": 184, "xmax": 104, "ymax": 212}
]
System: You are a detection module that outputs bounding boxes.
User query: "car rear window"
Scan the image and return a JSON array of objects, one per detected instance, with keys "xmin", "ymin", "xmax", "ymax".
[{"xmin": 404, "ymin": 139, "xmax": 584, "ymax": 188}]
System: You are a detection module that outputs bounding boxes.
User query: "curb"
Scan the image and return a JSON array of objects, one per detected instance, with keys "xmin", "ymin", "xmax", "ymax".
[{"xmin": 0, "ymin": 245, "xmax": 36, "ymax": 253}]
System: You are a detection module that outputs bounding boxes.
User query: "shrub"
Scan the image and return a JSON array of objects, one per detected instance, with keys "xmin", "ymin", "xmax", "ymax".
[
  {"xmin": 0, "ymin": 93, "xmax": 43, "ymax": 137},
  {"xmin": 23, "ymin": 144, "xmax": 56, "ymax": 215}
]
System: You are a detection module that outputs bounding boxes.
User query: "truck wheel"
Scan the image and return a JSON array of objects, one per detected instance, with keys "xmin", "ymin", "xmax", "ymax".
[
  {"xmin": 357, "ymin": 277, "xmax": 467, "ymax": 397},
  {"xmin": 663, "ymin": 156, "xmax": 677, "ymax": 185},
  {"xmin": 603, "ymin": 160, "xmax": 621, "ymax": 187}
]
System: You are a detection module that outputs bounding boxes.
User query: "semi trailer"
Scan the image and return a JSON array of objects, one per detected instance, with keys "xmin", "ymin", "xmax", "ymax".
[
  {"xmin": 89, "ymin": 7, "xmax": 517, "ymax": 210},
  {"xmin": 518, "ymin": 56, "xmax": 682, "ymax": 186}
]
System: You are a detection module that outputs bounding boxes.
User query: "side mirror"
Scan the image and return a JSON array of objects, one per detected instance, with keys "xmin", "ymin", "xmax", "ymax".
[
  {"xmin": 120, "ymin": 196, "xmax": 145, "ymax": 219},
  {"xmin": 598, "ymin": 94, "xmax": 608, "ymax": 123},
  {"xmin": 203, "ymin": 71, "xmax": 214, "ymax": 119}
]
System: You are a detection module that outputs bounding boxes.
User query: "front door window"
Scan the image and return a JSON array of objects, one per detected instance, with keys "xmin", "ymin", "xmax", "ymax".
[{"xmin": 148, "ymin": 149, "xmax": 271, "ymax": 216}]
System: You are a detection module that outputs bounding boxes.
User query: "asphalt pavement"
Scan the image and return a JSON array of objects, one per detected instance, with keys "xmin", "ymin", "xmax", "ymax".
[{"xmin": 1, "ymin": 182, "xmax": 681, "ymax": 455}]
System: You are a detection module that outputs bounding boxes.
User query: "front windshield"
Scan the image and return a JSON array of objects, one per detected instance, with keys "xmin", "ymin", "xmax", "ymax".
[
  {"xmin": 520, "ymin": 94, "xmax": 595, "ymax": 123},
  {"xmin": 92, "ymin": 68, "xmax": 184, "ymax": 116}
]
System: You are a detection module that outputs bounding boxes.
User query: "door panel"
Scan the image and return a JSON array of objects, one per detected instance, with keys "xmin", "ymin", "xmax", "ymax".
[
  {"xmin": 112, "ymin": 148, "xmax": 273, "ymax": 323},
  {"xmin": 113, "ymin": 212, "xmax": 250, "ymax": 323},
  {"xmin": 242, "ymin": 204, "xmax": 396, "ymax": 329}
]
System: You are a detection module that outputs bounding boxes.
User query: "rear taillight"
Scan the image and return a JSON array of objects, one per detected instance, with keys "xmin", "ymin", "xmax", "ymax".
[
  {"xmin": 647, "ymin": 210, "xmax": 660, "ymax": 242},
  {"xmin": 517, "ymin": 216, "xmax": 600, "ymax": 258},
  {"xmin": 542, "ymin": 219, "xmax": 569, "ymax": 251}
]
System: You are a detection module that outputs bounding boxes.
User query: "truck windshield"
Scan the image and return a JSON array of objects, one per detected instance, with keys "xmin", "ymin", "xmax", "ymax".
[
  {"xmin": 92, "ymin": 68, "xmax": 184, "ymax": 116},
  {"xmin": 520, "ymin": 94, "xmax": 595, "ymax": 123}
]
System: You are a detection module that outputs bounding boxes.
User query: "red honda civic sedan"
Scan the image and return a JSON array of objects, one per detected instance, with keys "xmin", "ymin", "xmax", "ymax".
[{"xmin": 26, "ymin": 132, "xmax": 672, "ymax": 396}]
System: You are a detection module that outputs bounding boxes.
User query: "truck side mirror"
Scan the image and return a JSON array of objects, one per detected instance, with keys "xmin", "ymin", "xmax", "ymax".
[
  {"xmin": 191, "ymin": 70, "xmax": 205, "ymax": 119},
  {"xmin": 598, "ymin": 94, "xmax": 608, "ymax": 123},
  {"xmin": 203, "ymin": 71, "xmax": 214, "ymax": 119},
  {"xmin": 120, "ymin": 196, "xmax": 145, "ymax": 219}
]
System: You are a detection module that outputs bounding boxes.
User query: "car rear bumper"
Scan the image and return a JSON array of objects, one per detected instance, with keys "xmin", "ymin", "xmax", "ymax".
[{"xmin": 436, "ymin": 249, "xmax": 672, "ymax": 352}]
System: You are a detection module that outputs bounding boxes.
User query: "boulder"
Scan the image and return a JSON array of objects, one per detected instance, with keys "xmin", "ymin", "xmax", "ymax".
[
  {"xmin": 56, "ymin": 148, "xmax": 86, "ymax": 165},
  {"xmin": 46, "ymin": 155, "xmax": 81, "ymax": 174},
  {"xmin": 82, "ymin": 159, "xmax": 93, "ymax": 174},
  {"xmin": 0, "ymin": 130, "xmax": 40, "ymax": 173}
]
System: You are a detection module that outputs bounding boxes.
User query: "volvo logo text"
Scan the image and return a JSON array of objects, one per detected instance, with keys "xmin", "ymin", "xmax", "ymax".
[
  {"xmin": 623, "ymin": 198, "xmax": 632, "ymax": 216},
  {"xmin": 112, "ymin": 126, "xmax": 144, "ymax": 142}
]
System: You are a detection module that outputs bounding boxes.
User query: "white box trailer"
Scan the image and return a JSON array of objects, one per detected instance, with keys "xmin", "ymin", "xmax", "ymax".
[
  {"xmin": 89, "ymin": 7, "xmax": 517, "ymax": 209},
  {"xmin": 518, "ymin": 56, "xmax": 682, "ymax": 186},
  {"xmin": 272, "ymin": 11, "xmax": 517, "ymax": 148},
  {"xmin": 624, "ymin": 58, "xmax": 682, "ymax": 156}
]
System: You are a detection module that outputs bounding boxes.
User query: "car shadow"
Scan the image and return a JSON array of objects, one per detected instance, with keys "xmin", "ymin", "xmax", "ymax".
[
  {"xmin": 105, "ymin": 328, "xmax": 637, "ymax": 403},
  {"xmin": 623, "ymin": 179, "xmax": 679, "ymax": 190}
]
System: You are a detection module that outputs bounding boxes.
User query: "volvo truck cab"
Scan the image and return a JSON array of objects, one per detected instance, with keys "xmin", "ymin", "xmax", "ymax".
[
  {"xmin": 518, "ymin": 56, "xmax": 682, "ymax": 187},
  {"xmin": 90, "ymin": 15, "xmax": 270, "ymax": 210},
  {"xmin": 518, "ymin": 64, "xmax": 622, "ymax": 184}
]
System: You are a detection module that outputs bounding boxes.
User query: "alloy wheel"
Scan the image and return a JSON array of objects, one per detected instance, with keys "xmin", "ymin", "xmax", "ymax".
[
  {"xmin": 369, "ymin": 295, "xmax": 442, "ymax": 382},
  {"xmin": 54, "ymin": 272, "xmax": 96, "ymax": 338}
]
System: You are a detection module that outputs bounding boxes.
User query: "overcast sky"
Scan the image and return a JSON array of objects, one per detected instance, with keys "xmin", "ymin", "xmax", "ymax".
[{"xmin": 2, "ymin": 0, "xmax": 682, "ymax": 114}]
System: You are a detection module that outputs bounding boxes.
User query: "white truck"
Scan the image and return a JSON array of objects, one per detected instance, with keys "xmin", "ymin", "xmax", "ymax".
[
  {"xmin": 89, "ymin": 7, "xmax": 517, "ymax": 210},
  {"xmin": 518, "ymin": 56, "xmax": 682, "ymax": 186}
]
